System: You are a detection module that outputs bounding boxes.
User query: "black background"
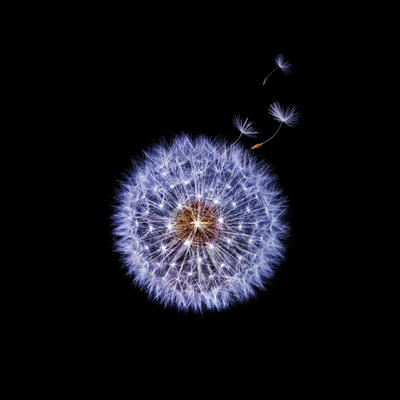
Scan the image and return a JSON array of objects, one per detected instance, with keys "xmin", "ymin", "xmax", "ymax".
[
  {"xmin": 6, "ymin": 4, "xmax": 371, "ymax": 389},
  {"xmin": 47, "ymin": 15, "xmax": 319, "ymax": 344},
  {"xmin": 6, "ymin": 5, "xmax": 362, "ymax": 390}
]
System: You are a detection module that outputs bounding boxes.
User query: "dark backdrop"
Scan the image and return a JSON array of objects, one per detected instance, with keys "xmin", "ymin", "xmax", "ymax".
[{"xmin": 54, "ymin": 20, "xmax": 316, "ymax": 342}]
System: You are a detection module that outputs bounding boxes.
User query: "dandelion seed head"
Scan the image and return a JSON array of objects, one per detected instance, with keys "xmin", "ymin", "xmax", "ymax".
[{"xmin": 112, "ymin": 134, "xmax": 289, "ymax": 313}]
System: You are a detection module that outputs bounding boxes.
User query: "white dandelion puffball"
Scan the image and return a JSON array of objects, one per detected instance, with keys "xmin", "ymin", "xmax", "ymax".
[{"xmin": 112, "ymin": 134, "xmax": 289, "ymax": 312}]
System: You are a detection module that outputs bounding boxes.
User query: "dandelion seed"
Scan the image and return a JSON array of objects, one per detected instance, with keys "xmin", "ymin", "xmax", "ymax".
[
  {"xmin": 232, "ymin": 115, "xmax": 259, "ymax": 137},
  {"xmin": 252, "ymin": 101, "xmax": 300, "ymax": 149},
  {"xmin": 263, "ymin": 53, "xmax": 293, "ymax": 85},
  {"xmin": 274, "ymin": 54, "xmax": 292, "ymax": 76},
  {"xmin": 269, "ymin": 101, "xmax": 300, "ymax": 128},
  {"xmin": 225, "ymin": 114, "xmax": 259, "ymax": 153}
]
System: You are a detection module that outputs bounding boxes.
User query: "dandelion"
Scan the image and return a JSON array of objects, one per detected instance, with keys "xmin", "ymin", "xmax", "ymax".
[
  {"xmin": 112, "ymin": 52, "xmax": 299, "ymax": 312},
  {"xmin": 112, "ymin": 135, "xmax": 289, "ymax": 313},
  {"xmin": 251, "ymin": 101, "xmax": 300, "ymax": 149},
  {"xmin": 263, "ymin": 53, "xmax": 293, "ymax": 85}
]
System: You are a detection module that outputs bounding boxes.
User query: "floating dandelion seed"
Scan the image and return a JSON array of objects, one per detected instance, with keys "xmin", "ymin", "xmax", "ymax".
[
  {"xmin": 232, "ymin": 115, "xmax": 259, "ymax": 137},
  {"xmin": 112, "ymin": 135, "xmax": 289, "ymax": 313},
  {"xmin": 269, "ymin": 101, "xmax": 300, "ymax": 127},
  {"xmin": 251, "ymin": 101, "xmax": 300, "ymax": 149},
  {"xmin": 225, "ymin": 114, "xmax": 260, "ymax": 152},
  {"xmin": 263, "ymin": 53, "xmax": 293, "ymax": 85},
  {"xmin": 274, "ymin": 54, "xmax": 293, "ymax": 76}
]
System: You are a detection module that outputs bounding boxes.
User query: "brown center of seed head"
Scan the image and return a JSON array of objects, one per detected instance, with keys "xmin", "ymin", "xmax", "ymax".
[{"xmin": 174, "ymin": 200, "xmax": 220, "ymax": 246}]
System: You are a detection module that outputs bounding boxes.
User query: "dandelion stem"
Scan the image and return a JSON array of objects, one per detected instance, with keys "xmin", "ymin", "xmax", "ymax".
[
  {"xmin": 261, "ymin": 122, "xmax": 283, "ymax": 145},
  {"xmin": 222, "ymin": 132, "xmax": 242, "ymax": 157},
  {"xmin": 263, "ymin": 66, "xmax": 279, "ymax": 85},
  {"xmin": 228, "ymin": 132, "xmax": 243, "ymax": 150},
  {"xmin": 253, "ymin": 122, "xmax": 284, "ymax": 149}
]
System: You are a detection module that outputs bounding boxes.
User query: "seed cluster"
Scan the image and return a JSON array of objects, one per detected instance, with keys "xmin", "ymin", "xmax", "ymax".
[{"xmin": 174, "ymin": 200, "xmax": 221, "ymax": 247}]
